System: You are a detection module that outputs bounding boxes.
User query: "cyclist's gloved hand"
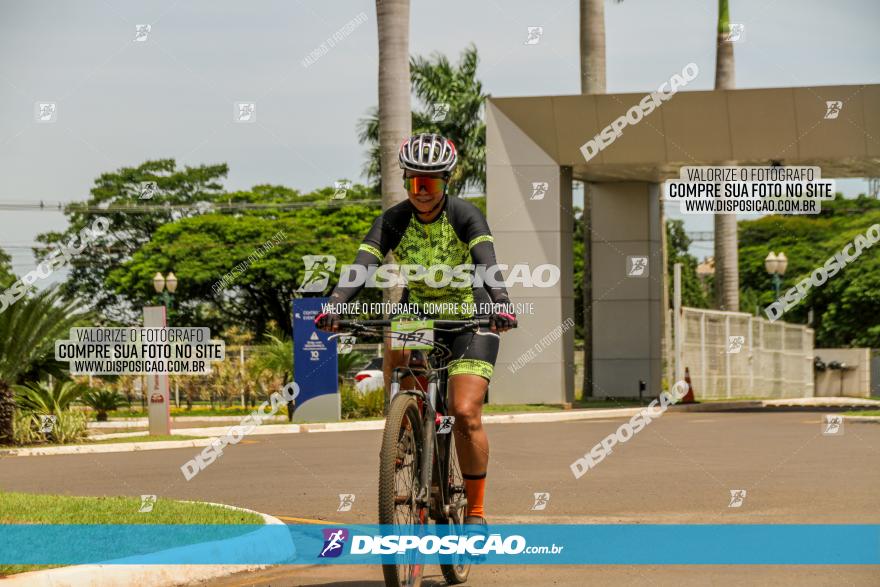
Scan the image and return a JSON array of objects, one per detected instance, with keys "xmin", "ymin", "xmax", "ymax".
[
  {"xmin": 489, "ymin": 301, "xmax": 517, "ymax": 333},
  {"xmin": 314, "ymin": 312, "xmax": 340, "ymax": 332}
]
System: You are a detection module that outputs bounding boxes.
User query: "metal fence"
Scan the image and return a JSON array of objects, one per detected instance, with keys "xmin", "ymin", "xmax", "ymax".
[{"xmin": 679, "ymin": 307, "xmax": 814, "ymax": 399}]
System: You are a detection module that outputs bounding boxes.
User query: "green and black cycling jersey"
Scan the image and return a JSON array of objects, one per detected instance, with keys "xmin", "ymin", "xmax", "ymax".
[
  {"xmin": 328, "ymin": 195, "xmax": 511, "ymax": 318},
  {"xmin": 327, "ymin": 195, "xmax": 509, "ymax": 381}
]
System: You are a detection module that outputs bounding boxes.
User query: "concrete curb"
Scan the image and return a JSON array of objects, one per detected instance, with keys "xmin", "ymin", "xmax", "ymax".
[
  {"xmin": 0, "ymin": 504, "xmax": 290, "ymax": 587},
  {"xmin": 0, "ymin": 438, "xmax": 215, "ymax": 457},
  {"xmin": 670, "ymin": 397, "xmax": 880, "ymax": 412},
  {"xmin": 88, "ymin": 415, "xmax": 289, "ymax": 429}
]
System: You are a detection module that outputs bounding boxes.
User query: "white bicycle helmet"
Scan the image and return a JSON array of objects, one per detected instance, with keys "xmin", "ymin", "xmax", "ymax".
[{"xmin": 398, "ymin": 133, "xmax": 457, "ymax": 175}]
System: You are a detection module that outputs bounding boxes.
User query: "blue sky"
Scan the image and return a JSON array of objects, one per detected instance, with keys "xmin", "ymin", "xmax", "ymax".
[{"xmin": 1, "ymin": 0, "xmax": 877, "ymax": 274}]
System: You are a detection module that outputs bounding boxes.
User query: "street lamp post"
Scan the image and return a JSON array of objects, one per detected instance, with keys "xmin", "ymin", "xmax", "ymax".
[
  {"xmin": 764, "ymin": 252, "xmax": 788, "ymax": 299},
  {"xmin": 151, "ymin": 271, "xmax": 180, "ymax": 416},
  {"xmin": 152, "ymin": 271, "xmax": 178, "ymax": 319}
]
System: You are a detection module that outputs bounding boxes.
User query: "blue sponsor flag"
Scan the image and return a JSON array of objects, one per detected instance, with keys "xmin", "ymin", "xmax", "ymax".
[{"xmin": 293, "ymin": 297, "xmax": 337, "ymax": 411}]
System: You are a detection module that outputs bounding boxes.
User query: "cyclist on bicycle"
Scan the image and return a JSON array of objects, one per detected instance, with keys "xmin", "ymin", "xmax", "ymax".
[{"xmin": 316, "ymin": 133, "xmax": 516, "ymax": 529}]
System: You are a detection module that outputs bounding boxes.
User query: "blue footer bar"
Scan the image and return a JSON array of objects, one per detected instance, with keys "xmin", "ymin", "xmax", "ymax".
[{"xmin": 1, "ymin": 524, "xmax": 878, "ymax": 565}]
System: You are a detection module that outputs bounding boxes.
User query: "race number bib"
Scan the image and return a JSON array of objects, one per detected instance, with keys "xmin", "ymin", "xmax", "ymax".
[{"xmin": 391, "ymin": 319, "xmax": 434, "ymax": 350}]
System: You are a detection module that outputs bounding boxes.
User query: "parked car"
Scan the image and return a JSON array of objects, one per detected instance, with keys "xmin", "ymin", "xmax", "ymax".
[{"xmin": 355, "ymin": 357, "xmax": 383, "ymax": 393}]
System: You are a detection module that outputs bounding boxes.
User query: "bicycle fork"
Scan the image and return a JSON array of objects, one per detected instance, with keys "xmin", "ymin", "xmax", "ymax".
[{"xmin": 390, "ymin": 368, "xmax": 440, "ymax": 513}]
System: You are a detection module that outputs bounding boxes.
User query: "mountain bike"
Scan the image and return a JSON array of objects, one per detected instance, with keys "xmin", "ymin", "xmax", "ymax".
[{"xmin": 333, "ymin": 318, "xmax": 501, "ymax": 587}]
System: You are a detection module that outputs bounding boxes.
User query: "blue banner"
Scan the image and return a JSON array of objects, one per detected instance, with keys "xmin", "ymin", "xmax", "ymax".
[
  {"xmin": 292, "ymin": 297, "xmax": 337, "ymax": 409},
  {"xmin": 2, "ymin": 524, "xmax": 878, "ymax": 565}
]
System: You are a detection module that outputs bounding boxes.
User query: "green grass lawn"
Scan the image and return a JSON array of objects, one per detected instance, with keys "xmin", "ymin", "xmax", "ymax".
[
  {"xmin": 0, "ymin": 492, "xmax": 262, "ymax": 524},
  {"xmin": 843, "ymin": 410, "xmax": 880, "ymax": 417},
  {"xmin": 0, "ymin": 492, "xmax": 263, "ymax": 575},
  {"xmin": 106, "ymin": 407, "xmax": 263, "ymax": 418}
]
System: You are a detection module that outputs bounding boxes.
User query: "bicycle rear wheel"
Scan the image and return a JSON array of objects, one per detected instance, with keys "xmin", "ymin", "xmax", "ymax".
[{"xmin": 379, "ymin": 393, "xmax": 426, "ymax": 587}]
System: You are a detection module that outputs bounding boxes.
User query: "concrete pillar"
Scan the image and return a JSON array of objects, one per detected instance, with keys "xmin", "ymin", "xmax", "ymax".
[
  {"xmin": 486, "ymin": 102, "xmax": 574, "ymax": 404},
  {"xmin": 590, "ymin": 182, "xmax": 663, "ymax": 397}
]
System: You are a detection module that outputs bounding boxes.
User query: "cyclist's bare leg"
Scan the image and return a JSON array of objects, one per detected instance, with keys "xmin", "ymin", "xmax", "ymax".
[
  {"xmin": 448, "ymin": 374, "xmax": 489, "ymax": 520},
  {"xmin": 447, "ymin": 374, "xmax": 489, "ymax": 475}
]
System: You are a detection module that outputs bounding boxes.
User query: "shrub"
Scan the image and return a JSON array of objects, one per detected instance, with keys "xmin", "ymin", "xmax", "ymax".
[
  {"xmin": 11, "ymin": 411, "xmax": 40, "ymax": 445},
  {"xmin": 10, "ymin": 410, "xmax": 87, "ymax": 445},
  {"xmin": 340, "ymin": 384, "xmax": 384, "ymax": 419},
  {"xmin": 51, "ymin": 410, "xmax": 88, "ymax": 443}
]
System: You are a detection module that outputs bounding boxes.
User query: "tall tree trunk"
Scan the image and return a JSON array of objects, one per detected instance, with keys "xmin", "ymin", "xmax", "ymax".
[
  {"xmin": 714, "ymin": 0, "xmax": 739, "ymax": 311},
  {"xmin": 714, "ymin": 212, "xmax": 739, "ymax": 311},
  {"xmin": 376, "ymin": 0, "xmax": 411, "ymax": 210},
  {"xmin": 0, "ymin": 380, "xmax": 15, "ymax": 445},
  {"xmin": 376, "ymin": 0, "xmax": 411, "ymax": 414},
  {"xmin": 714, "ymin": 0, "xmax": 736, "ymax": 90},
  {"xmin": 579, "ymin": 0, "xmax": 605, "ymax": 398},
  {"xmin": 579, "ymin": 0, "xmax": 606, "ymax": 94}
]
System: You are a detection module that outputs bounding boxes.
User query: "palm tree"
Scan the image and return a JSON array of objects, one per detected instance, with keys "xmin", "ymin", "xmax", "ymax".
[
  {"xmin": 253, "ymin": 333, "xmax": 295, "ymax": 420},
  {"xmin": 376, "ymin": 0, "xmax": 411, "ymax": 415},
  {"xmin": 358, "ymin": 45, "xmax": 489, "ymax": 196},
  {"xmin": 337, "ymin": 350, "xmax": 366, "ymax": 385},
  {"xmin": 714, "ymin": 0, "xmax": 739, "ymax": 311},
  {"xmin": 0, "ymin": 287, "xmax": 87, "ymax": 443},
  {"xmin": 14, "ymin": 380, "xmax": 87, "ymax": 414},
  {"xmin": 82, "ymin": 389, "xmax": 125, "ymax": 421},
  {"xmin": 253, "ymin": 333, "xmax": 293, "ymax": 382},
  {"xmin": 375, "ymin": 0, "xmax": 411, "ymax": 206},
  {"xmin": 579, "ymin": 0, "xmax": 607, "ymax": 94},
  {"xmin": 715, "ymin": 0, "xmax": 736, "ymax": 90}
]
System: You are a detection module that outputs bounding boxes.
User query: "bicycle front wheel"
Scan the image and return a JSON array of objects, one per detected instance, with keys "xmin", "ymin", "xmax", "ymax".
[
  {"xmin": 379, "ymin": 393, "xmax": 426, "ymax": 587},
  {"xmin": 438, "ymin": 430, "xmax": 471, "ymax": 584}
]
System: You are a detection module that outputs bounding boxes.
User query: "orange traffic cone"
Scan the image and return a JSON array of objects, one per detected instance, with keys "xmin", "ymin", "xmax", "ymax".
[{"xmin": 681, "ymin": 367, "xmax": 696, "ymax": 403}]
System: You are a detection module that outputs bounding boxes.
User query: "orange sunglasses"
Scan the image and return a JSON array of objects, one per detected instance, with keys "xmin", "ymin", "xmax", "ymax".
[{"xmin": 403, "ymin": 176, "xmax": 446, "ymax": 194}]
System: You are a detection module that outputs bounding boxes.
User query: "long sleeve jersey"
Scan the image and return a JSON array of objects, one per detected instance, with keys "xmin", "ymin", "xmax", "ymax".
[{"xmin": 328, "ymin": 195, "xmax": 511, "ymax": 318}]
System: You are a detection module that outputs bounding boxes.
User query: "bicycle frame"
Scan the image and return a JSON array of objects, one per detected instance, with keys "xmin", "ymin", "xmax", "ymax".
[{"xmin": 389, "ymin": 354, "xmax": 463, "ymax": 523}]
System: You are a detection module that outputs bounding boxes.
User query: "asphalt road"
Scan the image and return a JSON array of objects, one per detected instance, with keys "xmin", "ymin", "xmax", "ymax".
[{"xmin": 2, "ymin": 412, "xmax": 878, "ymax": 585}]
